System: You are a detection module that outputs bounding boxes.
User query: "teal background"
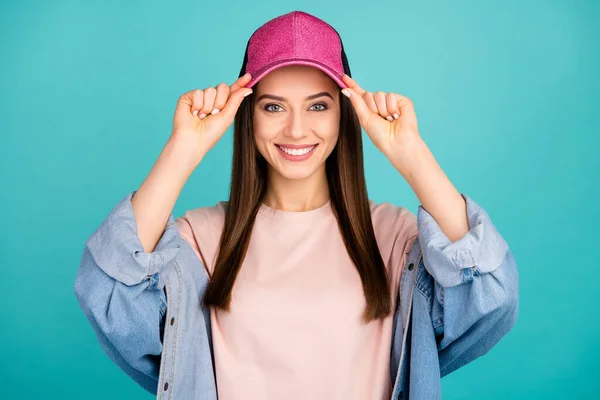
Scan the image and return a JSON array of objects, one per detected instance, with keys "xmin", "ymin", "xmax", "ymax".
[{"xmin": 1, "ymin": 0, "xmax": 598, "ymax": 398}]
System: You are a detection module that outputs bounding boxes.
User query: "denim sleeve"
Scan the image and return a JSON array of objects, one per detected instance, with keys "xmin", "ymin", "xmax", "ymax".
[
  {"xmin": 74, "ymin": 191, "xmax": 180, "ymax": 394},
  {"xmin": 417, "ymin": 194, "xmax": 519, "ymax": 376}
]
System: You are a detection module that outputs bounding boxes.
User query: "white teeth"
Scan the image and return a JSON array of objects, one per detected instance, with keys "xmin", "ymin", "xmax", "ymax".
[{"xmin": 278, "ymin": 145, "xmax": 315, "ymax": 156}]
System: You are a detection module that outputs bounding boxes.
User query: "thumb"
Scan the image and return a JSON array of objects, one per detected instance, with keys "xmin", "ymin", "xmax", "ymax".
[
  {"xmin": 342, "ymin": 88, "xmax": 374, "ymax": 127},
  {"xmin": 174, "ymin": 92, "xmax": 194, "ymax": 120},
  {"xmin": 219, "ymin": 87, "xmax": 253, "ymax": 125}
]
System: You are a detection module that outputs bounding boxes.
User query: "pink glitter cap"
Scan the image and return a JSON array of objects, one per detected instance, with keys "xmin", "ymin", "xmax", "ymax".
[{"xmin": 241, "ymin": 11, "xmax": 350, "ymax": 89}]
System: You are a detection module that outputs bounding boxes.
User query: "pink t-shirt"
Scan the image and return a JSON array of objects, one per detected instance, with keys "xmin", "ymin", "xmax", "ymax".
[{"xmin": 175, "ymin": 198, "xmax": 417, "ymax": 400}]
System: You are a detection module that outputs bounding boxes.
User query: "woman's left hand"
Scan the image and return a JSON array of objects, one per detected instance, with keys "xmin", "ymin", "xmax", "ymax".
[{"xmin": 341, "ymin": 74, "xmax": 423, "ymax": 170}]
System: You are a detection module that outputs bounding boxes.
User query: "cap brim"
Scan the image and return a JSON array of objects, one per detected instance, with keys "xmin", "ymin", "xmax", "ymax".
[{"xmin": 245, "ymin": 59, "xmax": 348, "ymax": 89}]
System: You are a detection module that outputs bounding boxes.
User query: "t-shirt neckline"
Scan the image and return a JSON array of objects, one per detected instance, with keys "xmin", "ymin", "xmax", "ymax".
[{"xmin": 258, "ymin": 198, "xmax": 332, "ymax": 220}]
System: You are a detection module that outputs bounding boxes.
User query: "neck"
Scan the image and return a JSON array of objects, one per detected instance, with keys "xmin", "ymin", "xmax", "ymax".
[{"xmin": 263, "ymin": 165, "xmax": 330, "ymax": 212}]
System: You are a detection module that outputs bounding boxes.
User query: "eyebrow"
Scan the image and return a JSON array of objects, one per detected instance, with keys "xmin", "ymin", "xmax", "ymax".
[{"xmin": 256, "ymin": 91, "xmax": 335, "ymax": 103}]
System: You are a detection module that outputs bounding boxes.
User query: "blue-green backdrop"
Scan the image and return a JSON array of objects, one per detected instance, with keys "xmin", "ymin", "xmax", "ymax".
[{"xmin": 1, "ymin": 0, "xmax": 598, "ymax": 398}]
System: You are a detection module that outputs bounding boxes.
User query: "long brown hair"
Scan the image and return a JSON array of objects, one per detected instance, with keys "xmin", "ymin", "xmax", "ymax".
[{"xmin": 202, "ymin": 88, "xmax": 391, "ymax": 323}]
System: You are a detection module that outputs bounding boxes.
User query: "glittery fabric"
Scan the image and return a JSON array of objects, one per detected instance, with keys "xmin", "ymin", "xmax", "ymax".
[{"xmin": 244, "ymin": 11, "xmax": 348, "ymax": 89}]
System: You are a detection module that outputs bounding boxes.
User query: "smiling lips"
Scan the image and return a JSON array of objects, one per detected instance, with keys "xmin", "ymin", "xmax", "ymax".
[{"xmin": 275, "ymin": 144, "xmax": 318, "ymax": 161}]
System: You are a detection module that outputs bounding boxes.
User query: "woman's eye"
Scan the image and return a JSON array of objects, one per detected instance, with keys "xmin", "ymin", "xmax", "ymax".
[
  {"xmin": 265, "ymin": 104, "xmax": 282, "ymax": 112},
  {"xmin": 264, "ymin": 103, "xmax": 328, "ymax": 113},
  {"xmin": 310, "ymin": 103, "xmax": 327, "ymax": 111}
]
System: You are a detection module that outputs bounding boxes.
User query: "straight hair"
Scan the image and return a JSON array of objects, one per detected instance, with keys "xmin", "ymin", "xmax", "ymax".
[{"xmin": 202, "ymin": 87, "xmax": 391, "ymax": 323}]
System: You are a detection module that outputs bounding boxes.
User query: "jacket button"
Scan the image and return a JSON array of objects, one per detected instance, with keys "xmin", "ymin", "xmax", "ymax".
[
  {"xmin": 408, "ymin": 263, "xmax": 414, "ymax": 271},
  {"xmin": 164, "ymin": 382, "xmax": 169, "ymax": 391},
  {"xmin": 170, "ymin": 317, "xmax": 175, "ymax": 326}
]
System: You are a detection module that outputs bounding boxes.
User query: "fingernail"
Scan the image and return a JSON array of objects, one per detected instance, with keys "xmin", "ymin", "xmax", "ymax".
[
  {"xmin": 211, "ymin": 108, "xmax": 220, "ymax": 115},
  {"xmin": 199, "ymin": 113, "xmax": 207, "ymax": 119},
  {"xmin": 393, "ymin": 113, "xmax": 399, "ymax": 120},
  {"xmin": 386, "ymin": 115, "xmax": 394, "ymax": 122},
  {"xmin": 244, "ymin": 90, "xmax": 253, "ymax": 97},
  {"xmin": 341, "ymin": 89, "xmax": 351, "ymax": 98},
  {"xmin": 193, "ymin": 110, "xmax": 198, "ymax": 116}
]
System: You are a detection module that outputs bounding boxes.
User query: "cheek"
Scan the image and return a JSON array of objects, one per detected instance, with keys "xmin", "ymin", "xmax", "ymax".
[
  {"xmin": 253, "ymin": 117, "xmax": 274, "ymax": 149},
  {"xmin": 317, "ymin": 119, "xmax": 340, "ymax": 145},
  {"xmin": 253, "ymin": 131, "xmax": 281, "ymax": 165},
  {"xmin": 319, "ymin": 109, "xmax": 340, "ymax": 135}
]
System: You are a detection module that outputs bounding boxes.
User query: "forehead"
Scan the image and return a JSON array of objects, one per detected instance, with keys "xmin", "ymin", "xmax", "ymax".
[{"xmin": 255, "ymin": 65, "xmax": 338, "ymax": 96}]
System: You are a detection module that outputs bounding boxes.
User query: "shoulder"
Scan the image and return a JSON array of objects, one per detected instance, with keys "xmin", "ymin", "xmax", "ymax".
[
  {"xmin": 174, "ymin": 201, "xmax": 229, "ymax": 275},
  {"xmin": 368, "ymin": 199, "xmax": 418, "ymax": 261},
  {"xmin": 369, "ymin": 199, "xmax": 417, "ymax": 234},
  {"xmin": 176, "ymin": 201, "xmax": 228, "ymax": 231}
]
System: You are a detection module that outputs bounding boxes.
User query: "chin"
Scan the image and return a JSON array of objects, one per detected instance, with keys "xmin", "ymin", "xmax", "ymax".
[{"xmin": 272, "ymin": 163, "xmax": 322, "ymax": 181}]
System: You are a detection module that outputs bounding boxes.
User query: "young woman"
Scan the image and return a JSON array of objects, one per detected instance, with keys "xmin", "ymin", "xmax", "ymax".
[{"xmin": 74, "ymin": 11, "xmax": 519, "ymax": 400}]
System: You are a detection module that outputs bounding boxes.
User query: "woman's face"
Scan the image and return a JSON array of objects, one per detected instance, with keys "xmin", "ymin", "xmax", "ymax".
[{"xmin": 253, "ymin": 65, "xmax": 341, "ymax": 181}]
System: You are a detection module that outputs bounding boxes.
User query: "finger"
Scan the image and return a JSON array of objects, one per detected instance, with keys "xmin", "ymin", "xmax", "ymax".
[
  {"xmin": 219, "ymin": 87, "xmax": 253, "ymax": 125},
  {"xmin": 387, "ymin": 93, "xmax": 400, "ymax": 120},
  {"xmin": 363, "ymin": 92, "xmax": 378, "ymax": 115},
  {"xmin": 175, "ymin": 91, "xmax": 194, "ymax": 117},
  {"xmin": 342, "ymin": 74, "xmax": 366, "ymax": 95},
  {"xmin": 199, "ymin": 87, "xmax": 216, "ymax": 119},
  {"xmin": 191, "ymin": 89, "xmax": 204, "ymax": 117},
  {"xmin": 396, "ymin": 95, "xmax": 417, "ymax": 120},
  {"xmin": 230, "ymin": 72, "xmax": 252, "ymax": 93},
  {"xmin": 374, "ymin": 91, "xmax": 393, "ymax": 121},
  {"xmin": 341, "ymin": 87, "xmax": 374, "ymax": 127},
  {"xmin": 211, "ymin": 83, "xmax": 230, "ymax": 115}
]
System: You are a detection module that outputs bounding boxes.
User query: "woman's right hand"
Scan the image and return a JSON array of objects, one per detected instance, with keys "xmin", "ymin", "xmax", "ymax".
[{"xmin": 170, "ymin": 72, "xmax": 253, "ymax": 159}]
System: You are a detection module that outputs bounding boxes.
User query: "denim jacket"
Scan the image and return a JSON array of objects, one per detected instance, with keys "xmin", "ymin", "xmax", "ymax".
[{"xmin": 74, "ymin": 191, "xmax": 518, "ymax": 399}]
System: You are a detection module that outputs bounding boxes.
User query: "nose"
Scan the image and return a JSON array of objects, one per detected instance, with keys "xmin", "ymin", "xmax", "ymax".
[{"xmin": 283, "ymin": 111, "xmax": 308, "ymax": 140}]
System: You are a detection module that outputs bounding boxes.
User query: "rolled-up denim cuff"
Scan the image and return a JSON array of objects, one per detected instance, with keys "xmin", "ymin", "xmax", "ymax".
[
  {"xmin": 417, "ymin": 193, "xmax": 509, "ymax": 287},
  {"xmin": 85, "ymin": 191, "xmax": 182, "ymax": 289}
]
